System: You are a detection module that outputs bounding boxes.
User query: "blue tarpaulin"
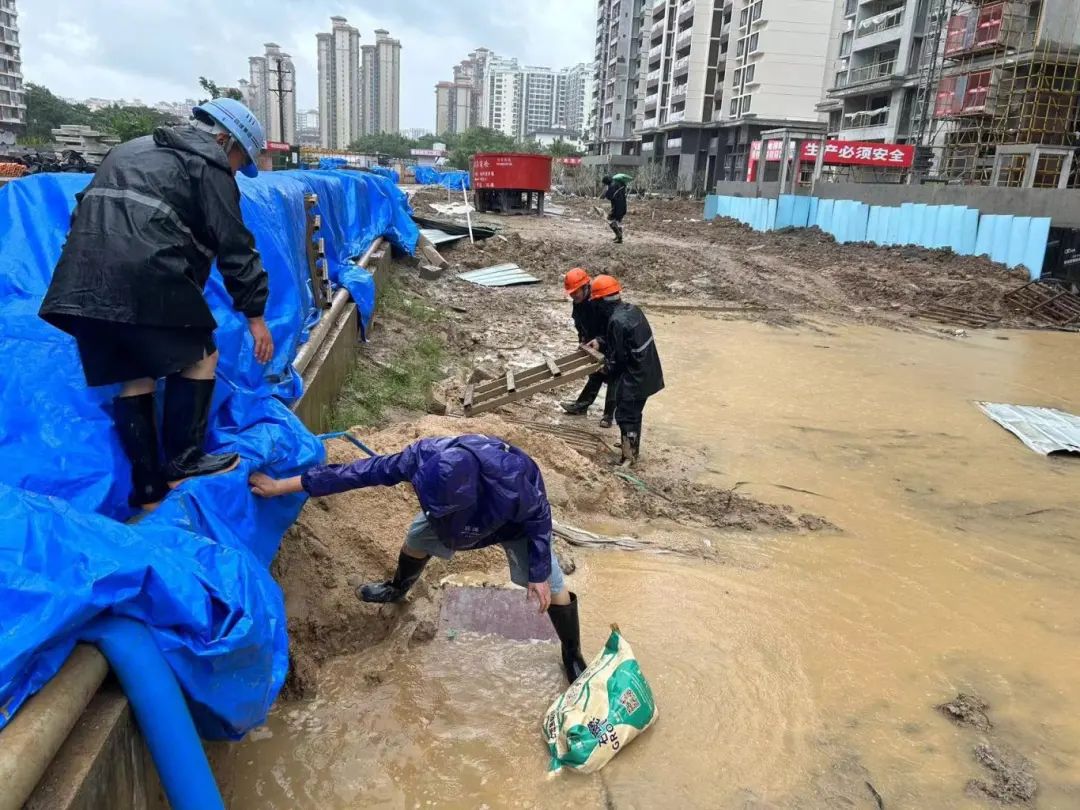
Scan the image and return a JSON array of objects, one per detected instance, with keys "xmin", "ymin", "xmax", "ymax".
[
  {"xmin": 415, "ymin": 165, "xmax": 470, "ymax": 191},
  {"xmin": 0, "ymin": 167, "xmax": 418, "ymax": 739}
]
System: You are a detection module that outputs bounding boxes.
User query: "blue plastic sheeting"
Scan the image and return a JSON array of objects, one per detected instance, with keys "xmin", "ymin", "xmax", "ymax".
[
  {"xmin": 705, "ymin": 193, "xmax": 1051, "ymax": 278},
  {"xmin": 0, "ymin": 165, "xmax": 413, "ymax": 742},
  {"xmin": 283, "ymin": 169, "xmax": 418, "ymax": 328},
  {"xmin": 415, "ymin": 165, "xmax": 471, "ymax": 191},
  {"xmin": 318, "ymin": 157, "xmax": 348, "ymax": 170},
  {"xmin": 367, "ymin": 165, "xmax": 400, "ymax": 184}
]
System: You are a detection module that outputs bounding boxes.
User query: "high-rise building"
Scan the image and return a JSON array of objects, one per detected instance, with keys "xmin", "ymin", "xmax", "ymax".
[
  {"xmin": 623, "ymin": 0, "xmax": 832, "ymax": 188},
  {"xmin": 0, "ymin": 0, "xmax": 24, "ymax": 143},
  {"xmin": 247, "ymin": 43, "xmax": 296, "ymax": 144},
  {"xmin": 317, "ymin": 16, "xmax": 362, "ymax": 149},
  {"xmin": 296, "ymin": 108, "xmax": 320, "ymax": 146},
  {"xmin": 480, "ymin": 58, "xmax": 568, "ymax": 140},
  {"xmin": 589, "ymin": 0, "xmax": 648, "ymax": 161},
  {"xmin": 557, "ymin": 63, "xmax": 595, "ymax": 138},
  {"xmin": 361, "ymin": 29, "xmax": 401, "ymax": 135},
  {"xmin": 434, "ymin": 48, "xmax": 496, "ymax": 135}
]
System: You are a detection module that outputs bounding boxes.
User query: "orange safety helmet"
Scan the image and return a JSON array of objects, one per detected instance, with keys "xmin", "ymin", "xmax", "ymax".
[
  {"xmin": 564, "ymin": 267, "xmax": 591, "ymax": 295},
  {"xmin": 589, "ymin": 274, "xmax": 622, "ymax": 300}
]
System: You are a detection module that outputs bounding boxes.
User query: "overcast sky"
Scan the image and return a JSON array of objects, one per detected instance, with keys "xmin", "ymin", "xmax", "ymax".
[{"xmin": 19, "ymin": 0, "xmax": 595, "ymax": 131}]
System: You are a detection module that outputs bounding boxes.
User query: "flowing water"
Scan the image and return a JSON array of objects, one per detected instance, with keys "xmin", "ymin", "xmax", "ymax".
[{"xmin": 228, "ymin": 317, "xmax": 1080, "ymax": 808}]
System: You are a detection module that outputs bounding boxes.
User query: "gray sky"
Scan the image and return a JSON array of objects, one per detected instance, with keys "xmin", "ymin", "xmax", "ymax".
[{"xmin": 20, "ymin": 0, "xmax": 595, "ymax": 131}]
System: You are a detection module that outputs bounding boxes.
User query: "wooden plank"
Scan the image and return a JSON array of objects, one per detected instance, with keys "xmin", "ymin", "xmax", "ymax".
[
  {"xmin": 469, "ymin": 350, "xmax": 600, "ymax": 398},
  {"xmin": 506, "ymin": 370, "xmax": 516, "ymax": 393},
  {"xmin": 545, "ymin": 357, "xmax": 561, "ymax": 377},
  {"xmin": 463, "ymin": 384, "xmax": 475, "ymax": 411},
  {"xmin": 465, "ymin": 361, "xmax": 602, "ymax": 416},
  {"xmin": 580, "ymin": 344, "xmax": 605, "ymax": 364}
]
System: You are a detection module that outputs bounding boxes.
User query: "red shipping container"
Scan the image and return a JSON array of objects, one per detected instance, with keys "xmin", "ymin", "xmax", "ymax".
[{"xmin": 471, "ymin": 153, "xmax": 553, "ymax": 192}]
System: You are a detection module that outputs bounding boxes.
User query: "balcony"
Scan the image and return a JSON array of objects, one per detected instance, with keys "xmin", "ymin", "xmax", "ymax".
[
  {"xmin": 648, "ymin": 43, "xmax": 663, "ymax": 62},
  {"xmin": 645, "ymin": 93, "xmax": 659, "ymax": 109},
  {"xmin": 642, "ymin": 141, "xmax": 655, "ymax": 152},
  {"xmin": 678, "ymin": 0, "xmax": 695, "ymax": 24},
  {"xmin": 675, "ymin": 28, "xmax": 694, "ymax": 50},
  {"xmin": 668, "ymin": 109, "xmax": 686, "ymax": 123},
  {"xmin": 842, "ymin": 107, "xmax": 889, "ymax": 129},
  {"xmin": 651, "ymin": 17, "xmax": 665, "ymax": 36},
  {"xmin": 653, "ymin": 0, "xmax": 667, "ymax": 17},
  {"xmin": 671, "ymin": 83, "xmax": 688, "ymax": 100},
  {"xmin": 643, "ymin": 116, "xmax": 659, "ymax": 129},
  {"xmin": 647, "ymin": 68, "xmax": 661, "ymax": 85},
  {"xmin": 673, "ymin": 55, "xmax": 690, "ymax": 76},
  {"xmin": 838, "ymin": 58, "xmax": 897, "ymax": 87},
  {"xmin": 854, "ymin": 7, "xmax": 904, "ymax": 46}
]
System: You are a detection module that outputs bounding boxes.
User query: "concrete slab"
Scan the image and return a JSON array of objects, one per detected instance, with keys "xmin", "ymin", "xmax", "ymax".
[{"xmin": 439, "ymin": 587, "xmax": 558, "ymax": 642}]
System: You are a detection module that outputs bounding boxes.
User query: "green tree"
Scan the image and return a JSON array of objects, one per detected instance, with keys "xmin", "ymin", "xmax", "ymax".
[
  {"xmin": 198, "ymin": 77, "xmax": 243, "ymax": 103},
  {"xmin": 346, "ymin": 132, "xmax": 417, "ymax": 159},
  {"xmin": 447, "ymin": 127, "xmax": 518, "ymax": 169},
  {"xmin": 92, "ymin": 104, "xmax": 179, "ymax": 142},
  {"xmin": 547, "ymin": 138, "xmax": 583, "ymax": 158},
  {"xmin": 23, "ymin": 83, "xmax": 91, "ymax": 141}
]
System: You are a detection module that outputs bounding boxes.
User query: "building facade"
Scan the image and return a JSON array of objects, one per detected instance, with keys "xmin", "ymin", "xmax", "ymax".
[
  {"xmin": 616, "ymin": 0, "xmax": 831, "ymax": 188},
  {"xmin": 433, "ymin": 49, "xmax": 495, "ymax": 136},
  {"xmin": 590, "ymin": 0, "xmax": 648, "ymax": 160},
  {"xmin": 0, "ymin": 0, "xmax": 24, "ymax": 143},
  {"xmin": 317, "ymin": 16, "xmax": 362, "ymax": 149},
  {"xmin": 296, "ymin": 108, "xmax": 320, "ymax": 146},
  {"xmin": 557, "ymin": 63, "xmax": 595, "ymax": 138},
  {"xmin": 247, "ymin": 43, "xmax": 296, "ymax": 144},
  {"xmin": 360, "ymin": 29, "xmax": 401, "ymax": 135}
]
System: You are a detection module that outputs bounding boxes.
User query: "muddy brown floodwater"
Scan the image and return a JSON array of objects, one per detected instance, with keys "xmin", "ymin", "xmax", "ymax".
[{"xmin": 225, "ymin": 316, "xmax": 1080, "ymax": 809}]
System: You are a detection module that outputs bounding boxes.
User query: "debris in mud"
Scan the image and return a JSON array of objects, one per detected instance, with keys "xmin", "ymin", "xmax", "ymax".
[
  {"xmin": 937, "ymin": 692, "xmax": 992, "ymax": 732},
  {"xmin": 967, "ymin": 742, "xmax": 1038, "ymax": 805}
]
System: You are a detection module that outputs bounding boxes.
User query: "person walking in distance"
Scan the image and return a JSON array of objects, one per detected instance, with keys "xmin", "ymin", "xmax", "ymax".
[
  {"xmin": 589, "ymin": 275, "xmax": 664, "ymax": 466},
  {"xmin": 248, "ymin": 434, "xmax": 589, "ymax": 684},
  {"xmin": 559, "ymin": 267, "xmax": 617, "ymax": 427},
  {"xmin": 39, "ymin": 98, "xmax": 273, "ymax": 510},
  {"xmin": 601, "ymin": 175, "xmax": 627, "ymax": 244}
]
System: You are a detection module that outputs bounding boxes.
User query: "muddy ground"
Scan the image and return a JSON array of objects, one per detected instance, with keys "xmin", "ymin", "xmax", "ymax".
[
  {"xmin": 277, "ymin": 189, "xmax": 1046, "ymax": 691},
  {"xmin": 274, "ymin": 413, "xmax": 832, "ymax": 698},
  {"xmin": 411, "ymin": 185, "xmax": 1032, "ymax": 331}
]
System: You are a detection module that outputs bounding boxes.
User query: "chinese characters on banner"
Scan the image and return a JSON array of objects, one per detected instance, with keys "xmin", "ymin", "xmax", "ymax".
[{"xmin": 800, "ymin": 140, "xmax": 915, "ymax": 168}]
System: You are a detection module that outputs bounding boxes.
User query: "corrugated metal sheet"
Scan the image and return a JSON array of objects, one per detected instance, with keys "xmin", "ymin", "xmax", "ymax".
[
  {"xmin": 420, "ymin": 227, "xmax": 466, "ymax": 247},
  {"xmin": 977, "ymin": 402, "xmax": 1080, "ymax": 455},
  {"xmin": 457, "ymin": 263, "xmax": 539, "ymax": 287}
]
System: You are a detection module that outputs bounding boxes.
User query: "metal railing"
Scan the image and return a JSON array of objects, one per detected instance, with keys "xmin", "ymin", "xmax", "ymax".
[
  {"xmin": 856, "ymin": 8, "xmax": 903, "ymax": 38},
  {"xmin": 842, "ymin": 108, "xmax": 889, "ymax": 128},
  {"xmin": 671, "ymin": 83, "xmax": 688, "ymax": 99},
  {"xmin": 835, "ymin": 58, "xmax": 897, "ymax": 87}
]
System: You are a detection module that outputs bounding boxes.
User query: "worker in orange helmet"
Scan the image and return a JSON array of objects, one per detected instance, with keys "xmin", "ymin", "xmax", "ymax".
[
  {"xmin": 588, "ymin": 275, "xmax": 664, "ymax": 466},
  {"xmin": 559, "ymin": 268, "xmax": 617, "ymax": 427}
]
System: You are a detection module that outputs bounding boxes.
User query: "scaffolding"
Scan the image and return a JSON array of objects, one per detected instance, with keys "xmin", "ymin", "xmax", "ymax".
[{"xmin": 930, "ymin": 0, "xmax": 1080, "ymax": 186}]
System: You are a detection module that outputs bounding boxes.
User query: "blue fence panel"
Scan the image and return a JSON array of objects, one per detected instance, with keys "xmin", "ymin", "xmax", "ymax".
[{"xmin": 702, "ymin": 194, "xmax": 1049, "ymax": 277}]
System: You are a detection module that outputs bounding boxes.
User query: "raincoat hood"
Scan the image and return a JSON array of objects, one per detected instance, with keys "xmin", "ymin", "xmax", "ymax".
[
  {"xmin": 412, "ymin": 446, "xmax": 480, "ymax": 518},
  {"xmin": 153, "ymin": 125, "xmax": 233, "ymax": 174}
]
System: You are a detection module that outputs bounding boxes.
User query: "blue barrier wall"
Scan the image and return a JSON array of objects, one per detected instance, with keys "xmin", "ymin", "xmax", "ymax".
[{"xmin": 705, "ymin": 193, "xmax": 1050, "ymax": 278}]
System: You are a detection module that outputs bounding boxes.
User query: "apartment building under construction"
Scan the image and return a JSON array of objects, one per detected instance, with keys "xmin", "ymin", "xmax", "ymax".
[{"xmin": 929, "ymin": 0, "xmax": 1080, "ymax": 187}]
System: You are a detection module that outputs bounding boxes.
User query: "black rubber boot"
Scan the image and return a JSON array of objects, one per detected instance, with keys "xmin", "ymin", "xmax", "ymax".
[
  {"xmin": 616, "ymin": 432, "xmax": 638, "ymax": 467},
  {"xmin": 548, "ymin": 592, "xmax": 588, "ymax": 684},
  {"xmin": 162, "ymin": 376, "xmax": 239, "ymax": 484},
  {"xmin": 599, "ymin": 416, "xmax": 613, "ymax": 429},
  {"xmin": 560, "ymin": 400, "xmax": 590, "ymax": 415},
  {"xmin": 358, "ymin": 551, "xmax": 430, "ymax": 603},
  {"xmin": 113, "ymin": 393, "xmax": 168, "ymax": 509},
  {"xmin": 610, "ymin": 220, "xmax": 623, "ymax": 243}
]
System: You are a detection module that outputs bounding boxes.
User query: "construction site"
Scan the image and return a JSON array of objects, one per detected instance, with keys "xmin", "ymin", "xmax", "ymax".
[{"xmin": 4, "ymin": 2, "xmax": 1080, "ymax": 808}]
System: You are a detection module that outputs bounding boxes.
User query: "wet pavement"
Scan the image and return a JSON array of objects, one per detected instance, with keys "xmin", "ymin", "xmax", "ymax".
[{"xmin": 228, "ymin": 317, "xmax": 1080, "ymax": 808}]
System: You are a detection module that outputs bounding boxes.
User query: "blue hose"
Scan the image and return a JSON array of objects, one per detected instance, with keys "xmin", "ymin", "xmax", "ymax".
[
  {"xmin": 82, "ymin": 616, "xmax": 224, "ymax": 810},
  {"xmin": 316, "ymin": 430, "xmax": 376, "ymax": 456}
]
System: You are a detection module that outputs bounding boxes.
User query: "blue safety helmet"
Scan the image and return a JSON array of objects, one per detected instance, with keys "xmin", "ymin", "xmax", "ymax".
[{"xmin": 192, "ymin": 98, "xmax": 266, "ymax": 178}]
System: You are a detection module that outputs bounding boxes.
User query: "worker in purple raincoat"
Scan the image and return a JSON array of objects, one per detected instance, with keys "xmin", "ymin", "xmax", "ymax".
[{"xmin": 249, "ymin": 434, "xmax": 587, "ymax": 683}]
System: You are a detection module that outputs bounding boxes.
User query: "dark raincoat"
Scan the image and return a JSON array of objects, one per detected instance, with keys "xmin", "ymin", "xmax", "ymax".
[
  {"xmin": 39, "ymin": 125, "xmax": 268, "ymax": 332},
  {"xmin": 600, "ymin": 300, "xmax": 664, "ymax": 401},
  {"xmin": 301, "ymin": 435, "xmax": 554, "ymax": 582},
  {"xmin": 603, "ymin": 183, "xmax": 628, "ymax": 220},
  {"xmin": 571, "ymin": 297, "xmax": 609, "ymax": 344}
]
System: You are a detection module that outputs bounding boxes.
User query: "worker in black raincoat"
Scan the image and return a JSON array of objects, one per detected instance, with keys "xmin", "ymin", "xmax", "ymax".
[
  {"xmin": 588, "ymin": 275, "xmax": 664, "ymax": 466},
  {"xmin": 601, "ymin": 175, "xmax": 628, "ymax": 243},
  {"xmin": 39, "ymin": 98, "xmax": 273, "ymax": 509},
  {"xmin": 559, "ymin": 267, "xmax": 616, "ymax": 427}
]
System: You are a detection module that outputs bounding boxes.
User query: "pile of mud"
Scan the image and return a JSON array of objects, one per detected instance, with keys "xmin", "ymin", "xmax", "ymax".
[{"xmin": 273, "ymin": 414, "xmax": 832, "ymax": 697}]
